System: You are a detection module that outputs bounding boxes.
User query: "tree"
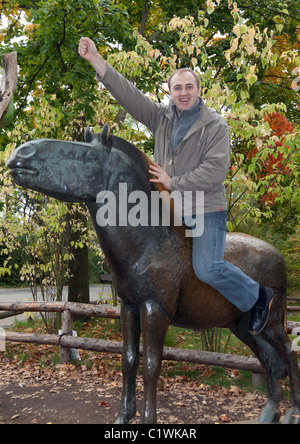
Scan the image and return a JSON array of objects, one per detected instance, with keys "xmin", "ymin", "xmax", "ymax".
[{"xmin": 0, "ymin": 0, "xmax": 299, "ymax": 303}]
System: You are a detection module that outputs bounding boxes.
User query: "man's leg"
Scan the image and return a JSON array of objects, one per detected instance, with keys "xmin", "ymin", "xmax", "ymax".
[
  {"xmin": 190, "ymin": 211, "xmax": 259, "ymax": 312},
  {"xmin": 189, "ymin": 211, "xmax": 274, "ymax": 334}
]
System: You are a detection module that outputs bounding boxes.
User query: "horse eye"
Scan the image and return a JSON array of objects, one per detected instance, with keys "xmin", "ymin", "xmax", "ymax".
[{"xmin": 17, "ymin": 144, "xmax": 36, "ymax": 159}]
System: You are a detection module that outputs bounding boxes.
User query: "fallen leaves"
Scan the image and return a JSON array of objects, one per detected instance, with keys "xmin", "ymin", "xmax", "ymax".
[
  {"xmin": 0, "ymin": 320, "xmax": 291, "ymax": 424},
  {"xmin": 175, "ymin": 401, "xmax": 187, "ymax": 408},
  {"xmin": 98, "ymin": 401, "xmax": 109, "ymax": 408},
  {"xmin": 11, "ymin": 414, "xmax": 20, "ymax": 421},
  {"xmin": 219, "ymin": 414, "xmax": 230, "ymax": 423},
  {"xmin": 0, "ymin": 359, "xmax": 290, "ymax": 424}
]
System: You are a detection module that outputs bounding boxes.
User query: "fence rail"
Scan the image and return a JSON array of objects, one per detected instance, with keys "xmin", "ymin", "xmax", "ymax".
[{"xmin": 0, "ymin": 301, "xmax": 299, "ymax": 376}]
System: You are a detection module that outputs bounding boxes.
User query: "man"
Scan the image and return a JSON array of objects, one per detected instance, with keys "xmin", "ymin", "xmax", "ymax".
[{"xmin": 78, "ymin": 37, "xmax": 274, "ymax": 335}]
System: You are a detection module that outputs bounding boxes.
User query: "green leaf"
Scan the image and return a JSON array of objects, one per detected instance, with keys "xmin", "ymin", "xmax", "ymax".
[{"xmin": 0, "ymin": 97, "xmax": 14, "ymax": 128}]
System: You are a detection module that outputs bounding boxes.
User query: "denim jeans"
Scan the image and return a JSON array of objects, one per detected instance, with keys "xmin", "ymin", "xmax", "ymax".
[{"xmin": 185, "ymin": 211, "xmax": 260, "ymax": 313}]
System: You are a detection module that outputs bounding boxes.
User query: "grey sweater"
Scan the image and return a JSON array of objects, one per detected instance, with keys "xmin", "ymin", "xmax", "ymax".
[{"xmin": 171, "ymin": 99, "xmax": 201, "ymax": 155}]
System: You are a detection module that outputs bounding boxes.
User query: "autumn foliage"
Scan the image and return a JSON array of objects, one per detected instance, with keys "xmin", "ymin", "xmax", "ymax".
[{"xmin": 247, "ymin": 113, "xmax": 294, "ymax": 207}]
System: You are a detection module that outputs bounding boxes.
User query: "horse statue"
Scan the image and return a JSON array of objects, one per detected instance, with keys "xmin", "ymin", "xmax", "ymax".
[{"xmin": 7, "ymin": 125, "xmax": 300, "ymax": 424}]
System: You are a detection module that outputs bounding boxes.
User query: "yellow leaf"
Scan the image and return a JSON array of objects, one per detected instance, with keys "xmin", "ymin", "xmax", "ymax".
[
  {"xmin": 231, "ymin": 37, "xmax": 239, "ymax": 52},
  {"xmin": 225, "ymin": 50, "xmax": 231, "ymax": 62},
  {"xmin": 248, "ymin": 27, "xmax": 256, "ymax": 38},
  {"xmin": 246, "ymin": 73, "xmax": 258, "ymax": 86},
  {"xmin": 233, "ymin": 24, "xmax": 241, "ymax": 37}
]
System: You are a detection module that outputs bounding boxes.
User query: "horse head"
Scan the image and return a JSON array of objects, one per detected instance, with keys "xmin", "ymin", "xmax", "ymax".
[
  {"xmin": 7, "ymin": 125, "xmax": 174, "ymax": 235},
  {"xmin": 7, "ymin": 124, "xmax": 118, "ymax": 203}
]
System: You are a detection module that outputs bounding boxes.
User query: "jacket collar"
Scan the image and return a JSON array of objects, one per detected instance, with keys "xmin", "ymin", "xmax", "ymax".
[{"xmin": 164, "ymin": 98, "xmax": 218, "ymax": 156}]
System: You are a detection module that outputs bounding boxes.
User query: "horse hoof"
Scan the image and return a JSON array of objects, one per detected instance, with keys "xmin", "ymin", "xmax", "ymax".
[
  {"xmin": 283, "ymin": 408, "xmax": 300, "ymax": 424},
  {"xmin": 114, "ymin": 414, "xmax": 131, "ymax": 424},
  {"xmin": 259, "ymin": 407, "xmax": 281, "ymax": 424},
  {"xmin": 114, "ymin": 408, "xmax": 136, "ymax": 425},
  {"xmin": 114, "ymin": 417, "xmax": 129, "ymax": 425}
]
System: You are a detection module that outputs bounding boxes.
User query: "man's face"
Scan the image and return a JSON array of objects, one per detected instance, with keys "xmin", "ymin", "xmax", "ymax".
[{"xmin": 169, "ymin": 71, "xmax": 200, "ymax": 114}]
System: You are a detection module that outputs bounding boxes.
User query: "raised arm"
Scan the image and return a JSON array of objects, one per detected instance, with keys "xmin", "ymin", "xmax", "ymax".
[
  {"xmin": 78, "ymin": 37, "xmax": 162, "ymax": 133},
  {"xmin": 79, "ymin": 37, "xmax": 107, "ymax": 79}
]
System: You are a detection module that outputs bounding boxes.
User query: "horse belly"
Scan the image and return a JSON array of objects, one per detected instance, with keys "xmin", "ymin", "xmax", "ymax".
[{"xmin": 172, "ymin": 282, "xmax": 240, "ymax": 330}]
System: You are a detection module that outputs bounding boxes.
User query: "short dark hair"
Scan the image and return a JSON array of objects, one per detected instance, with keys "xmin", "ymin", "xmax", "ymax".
[{"xmin": 168, "ymin": 68, "xmax": 200, "ymax": 91}]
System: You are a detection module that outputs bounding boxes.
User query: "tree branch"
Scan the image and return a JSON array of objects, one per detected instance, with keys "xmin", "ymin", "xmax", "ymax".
[
  {"xmin": 17, "ymin": 56, "xmax": 50, "ymax": 116},
  {"xmin": 139, "ymin": 0, "xmax": 149, "ymax": 36}
]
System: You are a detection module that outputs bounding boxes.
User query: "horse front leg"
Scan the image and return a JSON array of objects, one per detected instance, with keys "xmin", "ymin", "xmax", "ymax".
[
  {"xmin": 115, "ymin": 302, "xmax": 141, "ymax": 424},
  {"xmin": 140, "ymin": 300, "xmax": 171, "ymax": 424}
]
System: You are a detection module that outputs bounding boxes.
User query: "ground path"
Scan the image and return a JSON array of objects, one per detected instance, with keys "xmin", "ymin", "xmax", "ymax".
[{"xmin": 0, "ymin": 358, "xmax": 289, "ymax": 424}]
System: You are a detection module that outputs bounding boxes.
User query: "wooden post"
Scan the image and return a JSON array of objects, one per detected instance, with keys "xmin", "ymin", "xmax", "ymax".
[
  {"xmin": 0, "ymin": 301, "xmax": 66, "ymax": 313},
  {"xmin": 60, "ymin": 309, "xmax": 73, "ymax": 363}
]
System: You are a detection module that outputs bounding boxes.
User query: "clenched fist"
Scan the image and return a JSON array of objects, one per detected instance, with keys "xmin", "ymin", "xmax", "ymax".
[
  {"xmin": 78, "ymin": 37, "xmax": 107, "ymax": 78},
  {"xmin": 78, "ymin": 37, "xmax": 98, "ymax": 62}
]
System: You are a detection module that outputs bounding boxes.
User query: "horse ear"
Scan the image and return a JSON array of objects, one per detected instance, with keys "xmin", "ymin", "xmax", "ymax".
[
  {"xmin": 84, "ymin": 127, "xmax": 94, "ymax": 143},
  {"xmin": 101, "ymin": 123, "xmax": 112, "ymax": 147}
]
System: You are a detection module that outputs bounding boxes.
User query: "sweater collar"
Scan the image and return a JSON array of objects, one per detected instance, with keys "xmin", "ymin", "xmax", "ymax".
[
  {"xmin": 171, "ymin": 97, "xmax": 201, "ymax": 119},
  {"xmin": 166, "ymin": 97, "xmax": 217, "ymax": 128}
]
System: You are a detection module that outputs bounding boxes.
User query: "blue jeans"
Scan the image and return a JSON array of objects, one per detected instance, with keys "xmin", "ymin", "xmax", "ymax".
[{"xmin": 186, "ymin": 211, "xmax": 259, "ymax": 313}]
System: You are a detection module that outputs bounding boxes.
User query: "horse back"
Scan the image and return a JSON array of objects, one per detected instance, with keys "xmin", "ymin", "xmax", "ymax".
[{"xmin": 172, "ymin": 232, "xmax": 287, "ymax": 330}]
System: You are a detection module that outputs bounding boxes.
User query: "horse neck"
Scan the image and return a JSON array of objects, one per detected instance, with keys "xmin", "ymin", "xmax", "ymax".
[
  {"xmin": 87, "ymin": 147, "xmax": 146, "ymax": 264},
  {"xmin": 87, "ymin": 203, "xmax": 158, "ymax": 281},
  {"xmin": 87, "ymin": 143, "xmax": 183, "ymax": 277},
  {"xmin": 87, "ymin": 189, "xmax": 178, "ymax": 277}
]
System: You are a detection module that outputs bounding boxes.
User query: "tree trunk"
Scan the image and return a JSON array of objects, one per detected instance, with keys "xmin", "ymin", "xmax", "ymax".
[
  {"xmin": 139, "ymin": 0, "xmax": 150, "ymax": 36},
  {"xmin": 68, "ymin": 243, "xmax": 90, "ymax": 304},
  {"xmin": 67, "ymin": 204, "xmax": 90, "ymax": 308},
  {"xmin": 0, "ymin": 52, "xmax": 18, "ymax": 123}
]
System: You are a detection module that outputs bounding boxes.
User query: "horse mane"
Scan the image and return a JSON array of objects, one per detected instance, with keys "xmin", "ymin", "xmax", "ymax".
[
  {"xmin": 85, "ymin": 124, "xmax": 168, "ymax": 195},
  {"xmin": 112, "ymin": 133, "xmax": 152, "ymax": 167},
  {"xmin": 110, "ymin": 133, "xmax": 167, "ymax": 194}
]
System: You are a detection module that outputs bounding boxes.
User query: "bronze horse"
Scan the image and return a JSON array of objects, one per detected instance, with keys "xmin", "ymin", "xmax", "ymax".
[{"xmin": 7, "ymin": 125, "xmax": 300, "ymax": 424}]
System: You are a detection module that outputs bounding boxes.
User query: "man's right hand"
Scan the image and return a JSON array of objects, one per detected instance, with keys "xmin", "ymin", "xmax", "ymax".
[
  {"xmin": 78, "ymin": 37, "xmax": 107, "ymax": 78},
  {"xmin": 78, "ymin": 37, "xmax": 98, "ymax": 63}
]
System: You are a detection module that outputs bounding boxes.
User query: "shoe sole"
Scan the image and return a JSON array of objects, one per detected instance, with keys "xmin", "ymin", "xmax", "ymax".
[{"xmin": 249, "ymin": 292, "xmax": 274, "ymax": 335}]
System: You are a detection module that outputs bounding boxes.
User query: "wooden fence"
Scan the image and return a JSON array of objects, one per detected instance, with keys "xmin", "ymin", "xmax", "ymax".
[{"xmin": 0, "ymin": 301, "xmax": 299, "ymax": 376}]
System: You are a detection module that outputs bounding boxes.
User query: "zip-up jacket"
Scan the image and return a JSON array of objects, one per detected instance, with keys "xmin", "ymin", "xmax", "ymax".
[{"xmin": 98, "ymin": 64, "xmax": 230, "ymax": 214}]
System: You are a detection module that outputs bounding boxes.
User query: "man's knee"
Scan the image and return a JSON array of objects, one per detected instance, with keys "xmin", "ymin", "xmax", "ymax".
[{"xmin": 193, "ymin": 261, "xmax": 219, "ymax": 285}]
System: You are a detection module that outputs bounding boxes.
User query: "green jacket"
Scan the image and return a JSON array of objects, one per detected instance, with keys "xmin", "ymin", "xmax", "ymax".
[{"xmin": 99, "ymin": 64, "xmax": 230, "ymax": 214}]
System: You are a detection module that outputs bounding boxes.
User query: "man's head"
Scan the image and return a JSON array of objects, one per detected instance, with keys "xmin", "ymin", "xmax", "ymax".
[{"xmin": 168, "ymin": 68, "xmax": 200, "ymax": 114}]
